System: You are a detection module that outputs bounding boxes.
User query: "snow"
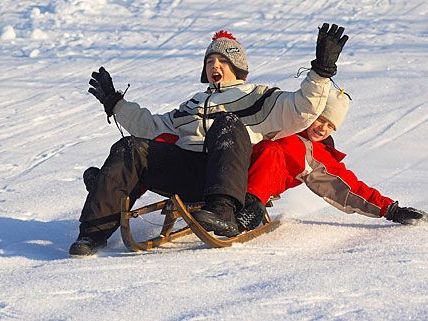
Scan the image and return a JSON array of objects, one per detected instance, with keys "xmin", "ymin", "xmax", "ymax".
[
  {"xmin": 1, "ymin": 26, "xmax": 16, "ymax": 41},
  {"xmin": 1, "ymin": 0, "xmax": 428, "ymax": 320},
  {"xmin": 30, "ymin": 29, "xmax": 49, "ymax": 41}
]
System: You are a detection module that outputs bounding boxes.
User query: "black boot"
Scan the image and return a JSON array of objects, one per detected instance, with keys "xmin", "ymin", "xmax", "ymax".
[
  {"xmin": 69, "ymin": 236, "xmax": 107, "ymax": 256},
  {"xmin": 83, "ymin": 167, "xmax": 100, "ymax": 192},
  {"xmin": 235, "ymin": 193, "xmax": 267, "ymax": 231},
  {"xmin": 192, "ymin": 194, "xmax": 240, "ymax": 237}
]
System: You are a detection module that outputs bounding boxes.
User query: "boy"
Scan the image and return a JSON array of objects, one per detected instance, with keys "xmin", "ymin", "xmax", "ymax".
[
  {"xmin": 70, "ymin": 24, "xmax": 348, "ymax": 256},
  {"xmin": 236, "ymin": 88, "xmax": 428, "ymax": 230}
]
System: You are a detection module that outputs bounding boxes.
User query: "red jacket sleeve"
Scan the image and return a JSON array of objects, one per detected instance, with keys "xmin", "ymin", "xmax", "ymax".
[{"xmin": 303, "ymin": 139, "xmax": 394, "ymax": 217}]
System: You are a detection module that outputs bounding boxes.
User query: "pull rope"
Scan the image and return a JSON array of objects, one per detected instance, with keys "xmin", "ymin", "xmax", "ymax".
[
  {"xmin": 122, "ymin": 83, "xmax": 131, "ymax": 96},
  {"xmin": 295, "ymin": 67, "xmax": 353, "ymax": 101},
  {"xmin": 137, "ymin": 215, "xmax": 184, "ymax": 227},
  {"xmin": 113, "ymin": 115, "xmax": 125, "ymax": 138},
  {"xmin": 294, "ymin": 67, "xmax": 311, "ymax": 78},
  {"xmin": 330, "ymin": 78, "xmax": 353, "ymax": 100}
]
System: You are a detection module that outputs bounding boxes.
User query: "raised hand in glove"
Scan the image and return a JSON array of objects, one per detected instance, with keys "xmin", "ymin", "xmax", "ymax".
[
  {"xmin": 311, "ymin": 23, "xmax": 349, "ymax": 78},
  {"xmin": 88, "ymin": 67, "xmax": 123, "ymax": 122},
  {"xmin": 386, "ymin": 201, "xmax": 428, "ymax": 225}
]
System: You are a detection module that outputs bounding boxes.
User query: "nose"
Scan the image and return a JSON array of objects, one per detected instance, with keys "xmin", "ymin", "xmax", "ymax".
[{"xmin": 212, "ymin": 58, "xmax": 220, "ymax": 68}]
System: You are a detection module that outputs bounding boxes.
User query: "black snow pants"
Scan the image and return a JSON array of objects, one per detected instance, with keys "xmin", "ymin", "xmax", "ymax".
[{"xmin": 78, "ymin": 113, "xmax": 252, "ymax": 241}]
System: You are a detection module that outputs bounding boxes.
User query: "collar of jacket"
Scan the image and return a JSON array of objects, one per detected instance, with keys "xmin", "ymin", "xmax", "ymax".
[
  {"xmin": 208, "ymin": 80, "xmax": 245, "ymax": 93},
  {"xmin": 297, "ymin": 131, "xmax": 347, "ymax": 162}
]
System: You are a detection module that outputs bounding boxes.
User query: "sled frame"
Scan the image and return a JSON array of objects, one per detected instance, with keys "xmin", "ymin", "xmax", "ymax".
[{"xmin": 120, "ymin": 194, "xmax": 280, "ymax": 252}]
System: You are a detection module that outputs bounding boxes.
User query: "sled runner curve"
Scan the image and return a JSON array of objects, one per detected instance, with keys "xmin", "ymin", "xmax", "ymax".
[{"xmin": 120, "ymin": 195, "xmax": 280, "ymax": 252}]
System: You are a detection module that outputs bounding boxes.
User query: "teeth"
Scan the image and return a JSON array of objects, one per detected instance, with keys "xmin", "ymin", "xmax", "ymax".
[{"xmin": 212, "ymin": 73, "xmax": 222, "ymax": 81}]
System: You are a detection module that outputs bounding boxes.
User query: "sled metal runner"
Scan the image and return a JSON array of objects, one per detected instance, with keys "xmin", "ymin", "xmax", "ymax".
[{"xmin": 120, "ymin": 194, "xmax": 280, "ymax": 252}]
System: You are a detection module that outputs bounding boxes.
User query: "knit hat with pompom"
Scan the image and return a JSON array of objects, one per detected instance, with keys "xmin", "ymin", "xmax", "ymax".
[{"xmin": 200, "ymin": 30, "xmax": 249, "ymax": 83}]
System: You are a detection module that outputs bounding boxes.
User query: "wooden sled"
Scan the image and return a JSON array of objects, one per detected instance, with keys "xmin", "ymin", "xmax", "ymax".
[{"xmin": 120, "ymin": 194, "xmax": 280, "ymax": 252}]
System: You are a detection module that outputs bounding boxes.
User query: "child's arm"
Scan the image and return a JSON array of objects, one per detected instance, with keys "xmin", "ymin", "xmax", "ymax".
[
  {"xmin": 253, "ymin": 71, "xmax": 331, "ymax": 139},
  {"xmin": 302, "ymin": 142, "xmax": 394, "ymax": 218},
  {"xmin": 302, "ymin": 142, "xmax": 428, "ymax": 224},
  {"xmin": 113, "ymin": 99, "xmax": 178, "ymax": 139}
]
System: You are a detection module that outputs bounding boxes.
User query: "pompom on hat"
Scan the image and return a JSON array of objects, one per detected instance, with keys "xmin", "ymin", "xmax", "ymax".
[
  {"xmin": 200, "ymin": 30, "xmax": 249, "ymax": 83},
  {"xmin": 320, "ymin": 87, "xmax": 351, "ymax": 130}
]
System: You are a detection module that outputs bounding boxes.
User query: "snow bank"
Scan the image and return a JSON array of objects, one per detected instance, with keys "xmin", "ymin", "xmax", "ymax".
[
  {"xmin": 30, "ymin": 28, "xmax": 49, "ymax": 40},
  {"xmin": 1, "ymin": 25, "xmax": 16, "ymax": 41}
]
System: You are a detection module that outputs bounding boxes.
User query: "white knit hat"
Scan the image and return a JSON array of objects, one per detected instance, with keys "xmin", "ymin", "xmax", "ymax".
[
  {"xmin": 320, "ymin": 88, "xmax": 350, "ymax": 130},
  {"xmin": 200, "ymin": 30, "xmax": 249, "ymax": 83}
]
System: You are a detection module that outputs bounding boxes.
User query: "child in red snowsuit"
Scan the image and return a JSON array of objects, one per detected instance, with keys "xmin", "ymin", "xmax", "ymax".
[{"xmin": 235, "ymin": 88, "xmax": 428, "ymax": 230}]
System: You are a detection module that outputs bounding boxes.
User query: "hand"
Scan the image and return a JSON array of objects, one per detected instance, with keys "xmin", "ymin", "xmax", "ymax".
[
  {"xmin": 311, "ymin": 23, "xmax": 349, "ymax": 78},
  {"xmin": 386, "ymin": 201, "xmax": 428, "ymax": 225},
  {"xmin": 235, "ymin": 193, "xmax": 266, "ymax": 231},
  {"xmin": 88, "ymin": 67, "xmax": 123, "ymax": 119}
]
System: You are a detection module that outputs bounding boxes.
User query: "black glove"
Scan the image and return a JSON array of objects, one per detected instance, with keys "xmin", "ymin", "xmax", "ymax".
[
  {"xmin": 235, "ymin": 193, "xmax": 267, "ymax": 231},
  {"xmin": 88, "ymin": 67, "xmax": 123, "ymax": 120},
  {"xmin": 311, "ymin": 23, "xmax": 349, "ymax": 78},
  {"xmin": 386, "ymin": 201, "xmax": 428, "ymax": 225}
]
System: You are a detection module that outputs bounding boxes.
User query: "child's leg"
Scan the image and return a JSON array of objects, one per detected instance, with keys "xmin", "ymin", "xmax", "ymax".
[{"xmin": 247, "ymin": 140, "xmax": 287, "ymax": 205}]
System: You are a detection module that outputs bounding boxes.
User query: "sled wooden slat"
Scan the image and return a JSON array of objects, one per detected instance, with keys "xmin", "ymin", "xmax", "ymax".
[
  {"xmin": 120, "ymin": 194, "xmax": 280, "ymax": 252},
  {"xmin": 124, "ymin": 199, "xmax": 168, "ymax": 218},
  {"xmin": 120, "ymin": 196, "xmax": 198, "ymax": 252}
]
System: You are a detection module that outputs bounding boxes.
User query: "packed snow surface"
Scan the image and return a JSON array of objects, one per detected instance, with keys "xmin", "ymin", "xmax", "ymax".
[{"xmin": 0, "ymin": 1, "xmax": 427, "ymax": 320}]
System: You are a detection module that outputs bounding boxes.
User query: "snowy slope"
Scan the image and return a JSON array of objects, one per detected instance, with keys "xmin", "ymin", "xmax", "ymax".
[{"xmin": 0, "ymin": 1, "xmax": 427, "ymax": 320}]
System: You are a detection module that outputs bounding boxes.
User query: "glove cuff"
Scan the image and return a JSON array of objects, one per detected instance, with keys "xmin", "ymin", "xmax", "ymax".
[
  {"xmin": 385, "ymin": 201, "xmax": 399, "ymax": 220},
  {"xmin": 311, "ymin": 59, "xmax": 337, "ymax": 78},
  {"xmin": 104, "ymin": 91, "xmax": 124, "ymax": 117}
]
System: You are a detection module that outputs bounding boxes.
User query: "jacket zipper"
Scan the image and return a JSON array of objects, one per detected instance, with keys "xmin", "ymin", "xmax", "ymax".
[{"xmin": 202, "ymin": 83, "xmax": 221, "ymax": 153}]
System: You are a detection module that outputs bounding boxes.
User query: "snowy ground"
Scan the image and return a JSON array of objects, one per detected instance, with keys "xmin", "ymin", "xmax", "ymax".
[{"xmin": 1, "ymin": 0, "xmax": 428, "ymax": 320}]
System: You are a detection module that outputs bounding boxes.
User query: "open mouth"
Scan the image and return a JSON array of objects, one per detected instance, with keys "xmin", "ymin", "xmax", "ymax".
[
  {"xmin": 310, "ymin": 128, "xmax": 325, "ymax": 140},
  {"xmin": 212, "ymin": 72, "xmax": 222, "ymax": 82},
  {"xmin": 314, "ymin": 129, "xmax": 324, "ymax": 137}
]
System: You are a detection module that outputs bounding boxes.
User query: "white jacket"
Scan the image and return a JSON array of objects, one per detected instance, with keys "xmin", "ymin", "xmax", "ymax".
[{"xmin": 114, "ymin": 70, "xmax": 331, "ymax": 152}]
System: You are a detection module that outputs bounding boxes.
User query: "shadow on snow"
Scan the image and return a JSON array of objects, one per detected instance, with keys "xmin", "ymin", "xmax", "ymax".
[
  {"xmin": 0, "ymin": 213, "xmax": 396, "ymax": 261},
  {"xmin": 0, "ymin": 216, "xmax": 78, "ymax": 261}
]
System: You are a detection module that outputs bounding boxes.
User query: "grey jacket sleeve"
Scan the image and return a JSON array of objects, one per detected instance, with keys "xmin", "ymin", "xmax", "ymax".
[
  {"xmin": 113, "ymin": 99, "xmax": 177, "ymax": 139},
  {"xmin": 256, "ymin": 70, "xmax": 331, "ymax": 139}
]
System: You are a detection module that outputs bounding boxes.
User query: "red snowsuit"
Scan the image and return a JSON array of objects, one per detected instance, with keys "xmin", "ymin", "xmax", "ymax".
[{"xmin": 248, "ymin": 133, "xmax": 394, "ymax": 218}]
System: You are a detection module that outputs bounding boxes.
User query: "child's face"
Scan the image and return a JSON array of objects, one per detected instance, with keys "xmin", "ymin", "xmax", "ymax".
[
  {"xmin": 306, "ymin": 116, "xmax": 335, "ymax": 142},
  {"xmin": 205, "ymin": 54, "xmax": 238, "ymax": 84}
]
